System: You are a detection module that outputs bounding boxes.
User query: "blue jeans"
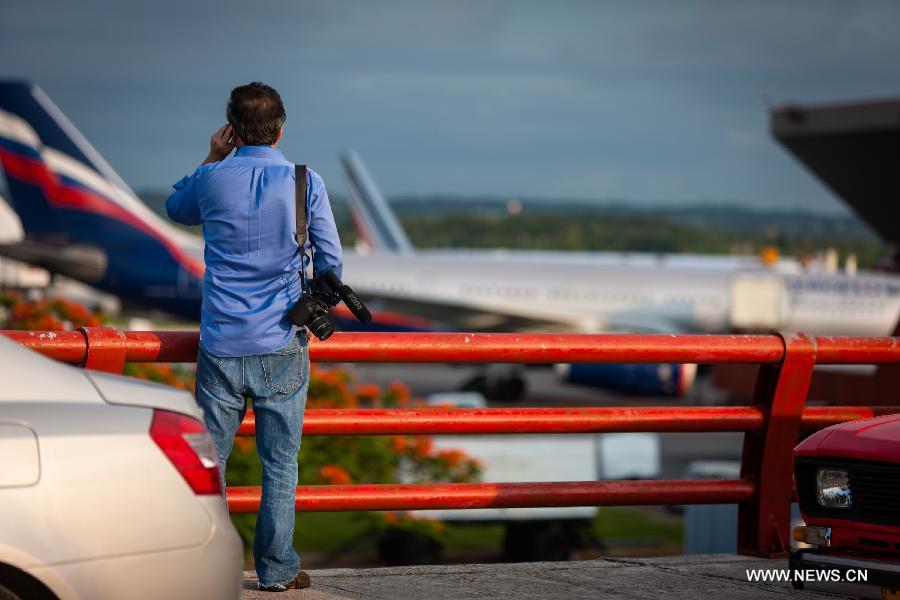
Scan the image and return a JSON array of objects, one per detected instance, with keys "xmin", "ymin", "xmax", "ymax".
[{"xmin": 195, "ymin": 333, "xmax": 309, "ymax": 587}]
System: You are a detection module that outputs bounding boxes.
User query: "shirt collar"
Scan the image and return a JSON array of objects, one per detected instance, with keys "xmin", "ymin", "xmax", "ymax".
[{"xmin": 235, "ymin": 145, "xmax": 285, "ymax": 159}]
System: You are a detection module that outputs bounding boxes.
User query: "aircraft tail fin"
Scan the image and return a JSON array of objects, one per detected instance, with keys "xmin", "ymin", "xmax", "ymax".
[
  {"xmin": 0, "ymin": 81, "xmax": 74, "ymax": 239},
  {"xmin": 0, "ymin": 80, "xmax": 191, "ymax": 245},
  {"xmin": 0, "ymin": 80, "xmax": 203, "ymax": 290},
  {"xmin": 339, "ymin": 150, "xmax": 413, "ymax": 254}
]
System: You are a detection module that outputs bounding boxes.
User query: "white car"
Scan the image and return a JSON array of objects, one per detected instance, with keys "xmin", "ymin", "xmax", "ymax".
[{"xmin": 0, "ymin": 336, "xmax": 242, "ymax": 600}]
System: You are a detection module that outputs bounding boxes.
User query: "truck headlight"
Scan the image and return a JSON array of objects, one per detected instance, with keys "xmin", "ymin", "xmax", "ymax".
[{"xmin": 816, "ymin": 468, "xmax": 852, "ymax": 508}]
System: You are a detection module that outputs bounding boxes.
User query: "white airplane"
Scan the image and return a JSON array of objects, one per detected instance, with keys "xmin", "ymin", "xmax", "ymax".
[{"xmin": 338, "ymin": 151, "xmax": 900, "ymax": 338}]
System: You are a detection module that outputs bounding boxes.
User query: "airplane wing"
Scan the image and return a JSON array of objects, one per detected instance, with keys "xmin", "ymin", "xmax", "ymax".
[
  {"xmin": 0, "ymin": 241, "xmax": 107, "ymax": 282},
  {"xmin": 357, "ymin": 293, "xmax": 585, "ymax": 333}
]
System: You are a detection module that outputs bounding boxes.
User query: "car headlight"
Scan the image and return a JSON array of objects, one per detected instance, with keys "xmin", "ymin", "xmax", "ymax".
[{"xmin": 816, "ymin": 468, "xmax": 852, "ymax": 508}]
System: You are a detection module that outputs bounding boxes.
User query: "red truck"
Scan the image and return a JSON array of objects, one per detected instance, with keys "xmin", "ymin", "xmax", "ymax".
[{"xmin": 791, "ymin": 413, "xmax": 900, "ymax": 599}]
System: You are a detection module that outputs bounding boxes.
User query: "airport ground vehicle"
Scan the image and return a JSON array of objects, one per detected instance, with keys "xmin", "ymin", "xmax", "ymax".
[
  {"xmin": 375, "ymin": 393, "xmax": 660, "ymax": 564},
  {"xmin": 0, "ymin": 336, "xmax": 242, "ymax": 600},
  {"xmin": 791, "ymin": 414, "xmax": 900, "ymax": 599},
  {"xmin": 417, "ymin": 430, "xmax": 659, "ymax": 562}
]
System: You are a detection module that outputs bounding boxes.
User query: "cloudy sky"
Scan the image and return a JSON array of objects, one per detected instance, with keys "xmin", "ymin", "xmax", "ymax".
[{"xmin": 2, "ymin": 0, "xmax": 899, "ymax": 213}]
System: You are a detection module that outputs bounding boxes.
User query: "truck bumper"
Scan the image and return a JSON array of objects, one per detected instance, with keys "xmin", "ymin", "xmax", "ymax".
[{"xmin": 790, "ymin": 549, "xmax": 900, "ymax": 599}]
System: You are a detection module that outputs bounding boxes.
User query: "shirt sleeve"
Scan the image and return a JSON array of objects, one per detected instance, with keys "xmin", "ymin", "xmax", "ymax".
[
  {"xmin": 307, "ymin": 169, "xmax": 343, "ymax": 280},
  {"xmin": 165, "ymin": 171, "xmax": 203, "ymax": 226}
]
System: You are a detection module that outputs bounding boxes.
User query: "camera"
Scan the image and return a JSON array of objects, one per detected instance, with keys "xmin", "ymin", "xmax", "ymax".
[{"xmin": 287, "ymin": 270, "xmax": 372, "ymax": 340}]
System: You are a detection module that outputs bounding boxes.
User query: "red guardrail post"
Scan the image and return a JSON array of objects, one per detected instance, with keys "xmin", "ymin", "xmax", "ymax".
[
  {"xmin": 78, "ymin": 326, "xmax": 127, "ymax": 373},
  {"xmin": 737, "ymin": 332, "xmax": 816, "ymax": 557}
]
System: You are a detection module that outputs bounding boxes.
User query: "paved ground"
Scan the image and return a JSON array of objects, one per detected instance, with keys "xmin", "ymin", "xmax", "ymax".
[{"xmin": 240, "ymin": 555, "xmax": 848, "ymax": 599}]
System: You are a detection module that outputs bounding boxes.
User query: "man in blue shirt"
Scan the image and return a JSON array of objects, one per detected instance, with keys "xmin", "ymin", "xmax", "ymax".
[{"xmin": 167, "ymin": 82, "xmax": 342, "ymax": 592}]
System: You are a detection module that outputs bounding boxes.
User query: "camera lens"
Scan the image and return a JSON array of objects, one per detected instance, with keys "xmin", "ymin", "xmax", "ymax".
[{"xmin": 308, "ymin": 314, "xmax": 334, "ymax": 340}]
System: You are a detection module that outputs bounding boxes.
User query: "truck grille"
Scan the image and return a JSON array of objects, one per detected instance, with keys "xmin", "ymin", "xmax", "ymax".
[
  {"xmin": 850, "ymin": 468, "xmax": 899, "ymax": 519},
  {"xmin": 795, "ymin": 457, "xmax": 900, "ymax": 527}
]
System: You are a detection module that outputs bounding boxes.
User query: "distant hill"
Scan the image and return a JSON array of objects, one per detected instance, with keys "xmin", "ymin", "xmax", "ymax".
[
  {"xmin": 138, "ymin": 190, "xmax": 888, "ymax": 266},
  {"xmin": 139, "ymin": 190, "xmax": 879, "ymax": 241},
  {"xmin": 386, "ymin": 196, "xmax": 879, "ymax": 242}
]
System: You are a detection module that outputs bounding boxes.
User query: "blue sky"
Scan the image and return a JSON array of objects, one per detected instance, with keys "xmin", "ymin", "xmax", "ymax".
[{"xmin": 2, "ymin": 0, "xmax": 899, "ymax": 213}]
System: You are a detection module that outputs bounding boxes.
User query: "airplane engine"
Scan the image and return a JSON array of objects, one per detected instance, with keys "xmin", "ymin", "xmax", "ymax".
[{"xmin": 555, "ymin": 363, "xmax": 697, "ymax": 397}]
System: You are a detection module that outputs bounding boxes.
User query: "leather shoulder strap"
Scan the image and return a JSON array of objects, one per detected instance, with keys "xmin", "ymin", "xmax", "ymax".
[{"xmin": 295, "ymin": 164, "xmax": 308, "ymax": 246}]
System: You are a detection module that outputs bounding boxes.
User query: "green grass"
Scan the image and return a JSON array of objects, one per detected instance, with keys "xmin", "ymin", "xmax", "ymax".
[
  {"xmin": 593, "ymin": 507, "xmax": 682, "ymax": 545},
  {"xmin": 296, "ymin": 512, "xmax": 375, "ymax": 554},
  {"xmin": 441, "ymin": 522, "xmax": 506, "ymax": 551}
]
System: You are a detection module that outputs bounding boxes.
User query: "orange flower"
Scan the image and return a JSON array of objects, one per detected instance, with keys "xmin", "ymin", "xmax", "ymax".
[
  {"xmin": 388, "ymin": 381, "xmax": 411, "ymax": 405},
  {"xmin": 413, "ymin": 437, "xmax": 433, "ymax": 458},
  {"xmin": 7, "ymin": 297, "xmax": 102, "ymax": 331},
  {"xmin": 34, "ymin": 314, "xmax": 64, "ymax": 330},
  {"xmin": 318, "ymin": 464, "xmax": 352, "ymax": 485},
  {"xmin": 383, "ymin": 511, "xmax": 398, "ymax": 525},
  {"xmin": 340, "ymin": 390, "xmax": 359, "ymax": 408},
  {"xmin": 392, "ymin": 436, "xmax": 406, "ymax": 454},
  {"xmin": 437, "ymin": 449, "xmax": 466, "ymax": 468},
  {"xmin": 355, "ymin": 383, "xmax": 381, "ymax": 400}
]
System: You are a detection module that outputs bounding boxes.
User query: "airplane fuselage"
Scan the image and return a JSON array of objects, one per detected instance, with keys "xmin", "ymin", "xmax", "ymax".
[{"xmin": 343, "ymin": 250, "xmax": 900, "ymax": 336}]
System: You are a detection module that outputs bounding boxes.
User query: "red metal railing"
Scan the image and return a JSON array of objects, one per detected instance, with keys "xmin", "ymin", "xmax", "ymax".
[{"xmin": 3, "ymin": 326, "xmax": 899, "ymax": 558}]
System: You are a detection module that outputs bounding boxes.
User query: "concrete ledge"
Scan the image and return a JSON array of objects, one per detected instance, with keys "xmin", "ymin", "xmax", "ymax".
[{"xmin": 241, "ymin": 554, "xmax": 847, "ymax": 599}]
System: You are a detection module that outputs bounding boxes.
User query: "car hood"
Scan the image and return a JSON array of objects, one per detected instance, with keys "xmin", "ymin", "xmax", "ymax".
[
  {"xmin": 86, "ymin": 370, "xmax": 203, "ymax": 420},
  {"xmin": 796, "ymin": 413, "xmax": 900, "ymax": 464}
]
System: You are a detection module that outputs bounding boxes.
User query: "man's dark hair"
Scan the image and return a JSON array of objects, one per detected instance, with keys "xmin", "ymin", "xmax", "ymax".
[{"xmin": 226, "ymin": 82, "xmax": 286, "ymax": 146}]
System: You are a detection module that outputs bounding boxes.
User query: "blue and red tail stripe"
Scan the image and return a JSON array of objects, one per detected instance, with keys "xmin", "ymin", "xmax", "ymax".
[{"xmin": 0, "ymin": 141, "xmax": 204, "ymax": 278}]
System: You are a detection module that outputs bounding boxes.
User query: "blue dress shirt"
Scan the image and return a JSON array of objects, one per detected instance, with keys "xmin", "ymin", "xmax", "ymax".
[{"xmin": 166, "ymin": 145, "xmax": 343, "ymax": 357}]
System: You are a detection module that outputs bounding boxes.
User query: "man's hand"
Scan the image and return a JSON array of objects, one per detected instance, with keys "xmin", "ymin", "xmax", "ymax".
[{"xmin": 202, "ymin": 124, "xmax": 235, "ymax": 165}]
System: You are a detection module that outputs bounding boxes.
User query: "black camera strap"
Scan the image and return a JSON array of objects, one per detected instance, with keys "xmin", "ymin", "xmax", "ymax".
[
  {"xmin": 295, "ymin": 164, "xmax": 308, "ymax": 246},
  {"xmin": 295, "ymin": 164, "xmax": 310, "ymax": 293}
]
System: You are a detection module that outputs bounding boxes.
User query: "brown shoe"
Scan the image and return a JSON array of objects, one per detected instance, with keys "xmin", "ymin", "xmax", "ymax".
[{"xmin": 258, "ymin": 570, "xmax": 311, "ymax": 592}]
